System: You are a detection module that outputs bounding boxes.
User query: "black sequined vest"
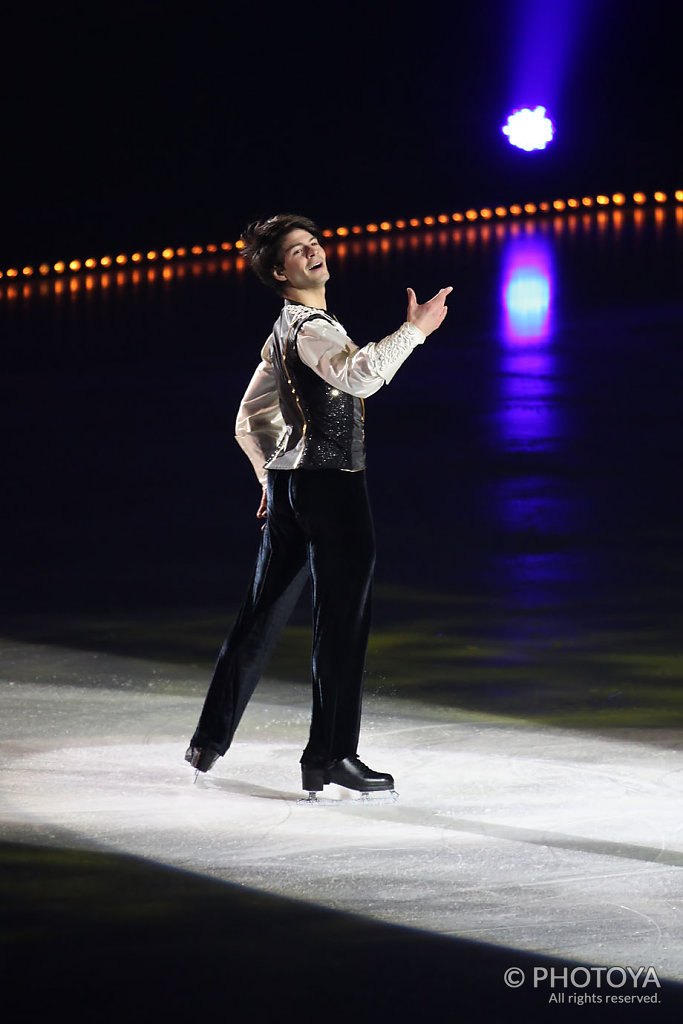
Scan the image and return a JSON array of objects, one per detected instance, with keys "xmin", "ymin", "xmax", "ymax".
[{"xmin": 267, "ymin": 309, "xmax": 365, "ymax": 472}]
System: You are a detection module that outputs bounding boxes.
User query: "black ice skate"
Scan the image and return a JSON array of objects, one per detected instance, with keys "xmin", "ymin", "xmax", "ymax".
[
  {"xmin": 299, "ymin": 755, "xmax": 399, "ymax": 804},
  {"xmin": 185, "ymin": 745, "xmax": 220, "ymax": 782}
]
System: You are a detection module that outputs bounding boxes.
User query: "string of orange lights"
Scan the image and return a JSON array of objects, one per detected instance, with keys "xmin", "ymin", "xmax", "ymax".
[{"xmin": 1, "ymin": 190, "xmax": 680, "ymax": 285}]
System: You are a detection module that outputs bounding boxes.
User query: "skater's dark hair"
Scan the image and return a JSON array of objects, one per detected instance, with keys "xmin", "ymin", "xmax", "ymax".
[{"xmin": 240, "ymin": 213, "xmax": 322, "ymax": 293}]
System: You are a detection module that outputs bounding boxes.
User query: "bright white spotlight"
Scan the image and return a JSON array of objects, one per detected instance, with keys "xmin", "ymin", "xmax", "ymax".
[{"xmin": 502, "ymin": 106, "xmax": 555, "ymax": 152}]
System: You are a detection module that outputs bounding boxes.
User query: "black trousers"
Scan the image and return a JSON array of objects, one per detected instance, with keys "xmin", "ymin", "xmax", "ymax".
[{"xmin": 190, "ymin": 469, "xmax": 376, "ymax": 765}]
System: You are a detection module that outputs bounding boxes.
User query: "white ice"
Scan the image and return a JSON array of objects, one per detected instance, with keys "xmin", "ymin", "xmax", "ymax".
[{"xmin": 2, "ymin": 637, "xmax": 682, "ymax": 980}]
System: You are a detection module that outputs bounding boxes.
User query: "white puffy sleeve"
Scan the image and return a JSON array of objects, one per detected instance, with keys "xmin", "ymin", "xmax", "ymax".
[
  {"xmin": 234, "ymin": 336, "xmax": 286, "ymax": 486},
  {"xmin": 295, "ymin": 317, "xmax": 426, "ymax": 398}
]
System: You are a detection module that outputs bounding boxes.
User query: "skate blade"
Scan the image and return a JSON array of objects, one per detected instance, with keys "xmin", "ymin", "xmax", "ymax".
[
  {"xmin": 356, "ymin": 789, "xmax": 399, "ymax": 804},
  {"xmin": 297, "ymin": 790, "xmax": 399, "ymax": 806}
]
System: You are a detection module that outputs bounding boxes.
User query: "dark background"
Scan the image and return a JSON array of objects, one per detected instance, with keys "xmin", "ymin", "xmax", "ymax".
[
  {"xmin": 2, "ymin": 0, "xmax": 680, "ymax": 265},
  {"xmin": 1, "ymin": 0, "xmax": 681, "ymax": 627}
]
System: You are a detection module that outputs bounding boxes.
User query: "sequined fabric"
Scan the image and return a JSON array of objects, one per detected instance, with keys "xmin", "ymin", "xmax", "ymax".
[{"xmin": 267, "ymin": 311, "xmax": 366, "ymax": 472}]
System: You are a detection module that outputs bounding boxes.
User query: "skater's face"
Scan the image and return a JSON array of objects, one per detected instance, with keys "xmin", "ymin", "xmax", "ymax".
[{"xmin": 273, "ymin": 229, "xmax": 329, "ymax": 293}]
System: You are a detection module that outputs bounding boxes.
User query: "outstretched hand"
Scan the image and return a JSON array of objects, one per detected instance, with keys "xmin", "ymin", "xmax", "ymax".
[{"xmin": 406, "ymin": 286, "xmax": 453, "ymax": 337}]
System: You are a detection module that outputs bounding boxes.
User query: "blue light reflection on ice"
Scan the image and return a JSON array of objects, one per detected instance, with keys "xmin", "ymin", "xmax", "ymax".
[
  {"xmin": 501, "ymin": 235, "xmax": 553, "ymax": 342},
  {"xmin": 492, "ymin": 233, "xmax": 584, "ymax": 606},
  {"xmin": 504, "ymin": 271, "xmax": 551, "ymax": 334},
  {"xmin": 497, "ymin": 234, "xmax": 558, "ymax": 451}
]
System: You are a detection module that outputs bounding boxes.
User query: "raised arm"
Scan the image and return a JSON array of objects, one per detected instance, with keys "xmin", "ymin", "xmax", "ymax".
[{"xmin": 295, "ymin": 286, "xmax": 453, "ymax": 397}]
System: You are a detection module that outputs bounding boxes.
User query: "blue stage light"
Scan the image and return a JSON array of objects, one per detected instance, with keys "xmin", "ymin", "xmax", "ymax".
[{"xmin": 502, "ymin": 106, "xmax": 555, "ymax": 152}]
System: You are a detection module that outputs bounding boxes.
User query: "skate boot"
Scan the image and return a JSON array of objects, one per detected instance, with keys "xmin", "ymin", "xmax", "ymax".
[
  {"xmin": 299, "ymin": 755, "xmax": 398, "ymax": 804},
  {"xmin": 185, "ymin": 745, "xmax": 220, "ymax": 779}
]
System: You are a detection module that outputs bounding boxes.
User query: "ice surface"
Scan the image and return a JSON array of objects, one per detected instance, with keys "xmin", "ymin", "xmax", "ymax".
[{"xmin": 2, "ymin": 637, "xmax": 682, "ymax": 983}]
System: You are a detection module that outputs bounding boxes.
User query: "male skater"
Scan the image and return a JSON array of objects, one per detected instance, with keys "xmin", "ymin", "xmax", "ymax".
[{"xmin": 186, "ymin": 213, "xmax": 452, "ymax": 797}]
